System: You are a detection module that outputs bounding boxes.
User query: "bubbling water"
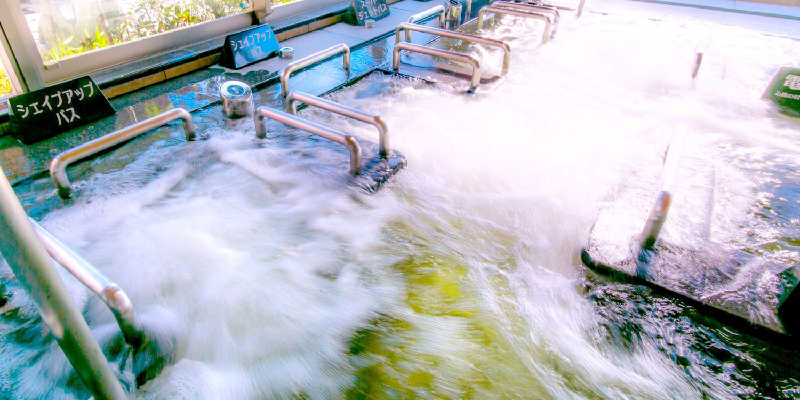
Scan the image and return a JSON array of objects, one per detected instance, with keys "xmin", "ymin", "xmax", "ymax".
[{"xmin": 10, "ymin": 1, "xmax": 800, "ymax": 398}]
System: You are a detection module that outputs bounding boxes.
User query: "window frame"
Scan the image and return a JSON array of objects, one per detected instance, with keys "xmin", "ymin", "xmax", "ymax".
[
  {"xmin": 0, "ymin": 0, "xmax": 270, "ymax": 89},
  {"xmin": 1, "ymin": 22, "xmax": 25, "ymax": 99}
]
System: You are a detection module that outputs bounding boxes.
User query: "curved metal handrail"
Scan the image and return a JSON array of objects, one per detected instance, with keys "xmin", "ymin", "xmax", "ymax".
[
  {"xmin": 50, "ymin": 108, "xmax": 196, "ymax": 200},
  {"xmin": 280, "ymin": 43, "xmax": 351, "ymax": 98},
  {"xmin": 285, "ymin": 91, "xmax": 389, "ymax": 158},
  {"xmin": 477, "ymin": 5, "xmax": 553, "ymax": 43},
  {"xmin": 254, "ymin": 106, "xmax": 363, "ymax": 175},
  {"xmin": 0, "ymin": 167, "xmax": 127, "ymax": 400},
  {"xmin": 406, "ymin": 5, "xmax": 447, "ymax": 41},
  {"xmin": 393, "ymin": 42, "xmax": 482, "ymax": 93},
  {"xmin": 31, "ymin": 219, "xmax": 144, "ymax": 348},
  {"xmin": 492, "ymin": 1, "xmax": 559, "ymax": 36},
  {"xmin": 395, "ymin": 23, "xmax": 511, "ymax": 75}
]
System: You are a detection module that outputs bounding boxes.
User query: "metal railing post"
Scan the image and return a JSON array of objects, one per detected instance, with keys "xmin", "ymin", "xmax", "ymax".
[
  {"xmin": 477, "ymin": 5, "xmax": 553, "ymax": 43},
  {"xmin": 640, "ymin": 191, "xmax": 672, "ymax": 251},
  {"xmin": 492, "ymin": 1, "xmax": 559, "ymax": 37},
  {"xmin": 406, "ymin": 5, "xmax": 447, "ymax": 41},
  {"xmin": 31, "ymin": 219, "xmax": 144, "ymax": 348},
  {"xmin": 395, "ymin": 23, "xmax": 511, "ymax": 75},
  {"xmin": 50, "ymin": 107, "xmax": 197, "ymax": 199},
  {"xmin": 254, "ymin": 106, "xmax": 363, "ymax": 175},
  {"xmin": 280, "ymin": 44, "xmax": 351, "ymax": 98},
  {"xmin": 285, "ymin": 91, "xmax": 390, "ymax": 158},
  {"xmin": 0, "ymin": 167, "xmax": 127, "ymax": 400},
  {"xmin": 392, "ymin": 42, "xmax": 482, "ymax": 93}
]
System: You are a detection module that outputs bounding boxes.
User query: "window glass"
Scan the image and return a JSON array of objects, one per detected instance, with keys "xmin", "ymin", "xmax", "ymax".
[
  {"xmin": 0, "ymin": 65, "xmax": 11, "ymax": 97},
  {"xmin": 271, "ymin": 0, "xmax": 303, "ymax": 7},
  {"xmin": 22, "ymin": 0, "xmax": 252, "ymax": 64}
]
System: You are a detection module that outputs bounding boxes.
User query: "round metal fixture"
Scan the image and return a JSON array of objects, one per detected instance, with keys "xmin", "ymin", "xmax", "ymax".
[
  {"xmin": 220, "ymin": 80, "xmax": 253, "ymax": 119},
  {"xmin": 279, "ymin": 47, "xmax": 294, "ymax": 59}
]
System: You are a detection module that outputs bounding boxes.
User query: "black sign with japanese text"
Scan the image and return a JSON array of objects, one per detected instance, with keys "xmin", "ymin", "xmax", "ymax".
[
  {"xmin": 764, "ymin": 67, "xmax": 800, "ymax": 117},
  {"xmin": 221, "ymin": 24, "xmax": 280, "ymax": 69},
  {"xmin": 8, "ymin": 76, "xmax": 114, "ymax": 144},
  {"xmin": 347, "ymin": 0, "xmax": 390, "ymax": 26}
]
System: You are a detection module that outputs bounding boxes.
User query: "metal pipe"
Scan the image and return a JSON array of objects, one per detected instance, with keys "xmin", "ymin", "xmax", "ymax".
[
  {"xmin": 395, "ymin": 23, "xmax": 511, "ymax": 75},
  {"xmin": 280, "ymin": 43, "xmax": 351, "ymax": 98},
  {"xmin": 640, "ymin": 191, "xmax": 672, "ymax": 250},
  {"xmin": 30, "ymin": 219, "xmax": 143, "ymax": 348},
  {"xmin": 285, "ymin": 91, "xmax": 389, "ymax": 158},
  {"xmin": 477, "ymin": 5, "xmax": 553, "ymax": 43},
  {"xmin": 50, "ymin": 108, "xmax": 196, "ymax": 200},
  {"xmin": 492, "ymin": 1, "xmax": 559, "ymax": 37},
  {"xmin": 406, "ymin": 5, "xmax": 447, "ymax": 41},
  {"xmin": 0, "ymin": 167, "xmax": 127, "ymax": 400},
  {"xmin": 393, "ymin": 42, "xmax": 481, "ymax": 93},
  {"xmin": 692, "ymin": 52, "xmax": 703, "ymax": 79},
  {"xmin": 254, "ymin": 106, "xmax": 363, "ymax": 175},
  {"xmin": 576, "ymin": 0, "xmax": 585, "ymax": 18}
]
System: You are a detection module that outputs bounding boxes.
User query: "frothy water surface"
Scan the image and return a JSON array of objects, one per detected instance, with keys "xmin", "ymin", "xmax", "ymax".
[{"xmin": 3, "ymin": 1, "xmax": 800, "ymax": 398}]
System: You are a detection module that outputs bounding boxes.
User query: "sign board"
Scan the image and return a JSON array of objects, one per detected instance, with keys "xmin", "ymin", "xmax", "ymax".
[
  {"xmin": 763, "ymin": 67, "xmax": 800, "ymax": 116},
  {"xmin": 220, "ymin": 24, "xmax": 280, "ymax": 69},
  {"xmin": 347, "ymin": 0, "xmax": 390, "ymax": 26},
  {"xmin": 8, "ymin": 76, "xmax": 114, "ymax": 144}
]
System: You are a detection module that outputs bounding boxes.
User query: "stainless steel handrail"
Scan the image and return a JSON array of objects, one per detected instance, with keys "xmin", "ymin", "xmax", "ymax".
[
  {"xmin": 254, "ymin": 106, "xmax": 363, "ymax": 175},
  {"xmin": 0, "ymin": 167, "xmax": 127, "ymax": 400},
  {"xmin": 30, "ymin": 219, "xmax": 143, "ymax": 348},
  {"xmin": 50, "ymin": 108, "xmax": 197, "ymax": 200},
  {"xmin": 406, "ymin": 5, "xmax": 447, "ymax": 41},
  {"xmin": 393, "ymin": 42, "xmax": 482, "ymax": 93},
  {"xmin": 395, "ymin": 23, "xmax": 511, "ymax": 75},
  {"xmin": 285, "ymin": 91, "xmax": 389, "ymax": 158},
  {"xmin": 492, "ymin": 1, "xmax": 559, "ymax": 36},
  {"xmin": 280, "ymin": 43, "xmax": 351, "ymax": 98},
  {"xmin": 532, "ymin": 0, "xmax": 585, "ymax": 17},
  {"xmin": 577, "ymin": 0, "xmax": 586, "ymax": 18},
  {"xmin": 477, "ymin": 5, "xmax": 553, "ymax": 43}
]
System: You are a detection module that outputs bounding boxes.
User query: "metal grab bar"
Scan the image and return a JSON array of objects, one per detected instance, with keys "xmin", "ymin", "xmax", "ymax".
[
  {"xmin": 0, "ymin": 168, "xmax": 127, "ymax": 400},
  {"xmin": 285, "ymin": 91, "xmax": 389, "ymax": 158},
  {"xmin": 31, "ymin": 219, "xmax": 143, "ymax": 348},
  {"xmin": 492, "ymin": 1, "xmax": 559, "ymax": 36},
  {"xmin": 406, "ymin": 5, "xmax": 447, "ymax": 41},
  {"xmin": 395, "ymin": 23, "xmax": 511, "ymax": 75},
  {"xmin": 280, "ymin": 43, "xmax": 351, "ymax": 98},
  {"xmin": 477, "ymin": 5, "xmax": 553, "ymax": 43},
  {"xmin": 254, "ymin": 106, "xmax": 363, "ymax": 175},
  {"xmin": 393, "ymin": 42, "xmax": 482, "ymax": 93},
  {"xmin": 50, "ymin": 108, "xmax": 197, "ymax": 200}
]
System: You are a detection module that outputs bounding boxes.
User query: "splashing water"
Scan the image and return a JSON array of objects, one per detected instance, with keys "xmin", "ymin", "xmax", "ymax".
[{"xmin": 3, "ymin": 1, "xmax": 800, "ymax": 398}]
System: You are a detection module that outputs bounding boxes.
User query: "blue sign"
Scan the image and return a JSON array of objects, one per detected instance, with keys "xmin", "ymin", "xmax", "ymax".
[{"xmin": 221, "ymin": 24, "xmax": 280, "ymax": 69}]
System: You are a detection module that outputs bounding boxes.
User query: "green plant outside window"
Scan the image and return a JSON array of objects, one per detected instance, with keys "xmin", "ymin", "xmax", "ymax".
[
  {"xmin": 0, "ymin": 67, "xmax": 12, "ymax": 97},
  {"xmin": 25, "ymin": 0, "xmax": 251, "ymax": 64}
]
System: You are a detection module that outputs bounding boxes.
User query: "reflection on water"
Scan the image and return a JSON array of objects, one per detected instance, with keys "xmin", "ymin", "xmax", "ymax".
[{"xmin": 2, "ymin": 1, "xmax": 800, "ymax": 398}]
